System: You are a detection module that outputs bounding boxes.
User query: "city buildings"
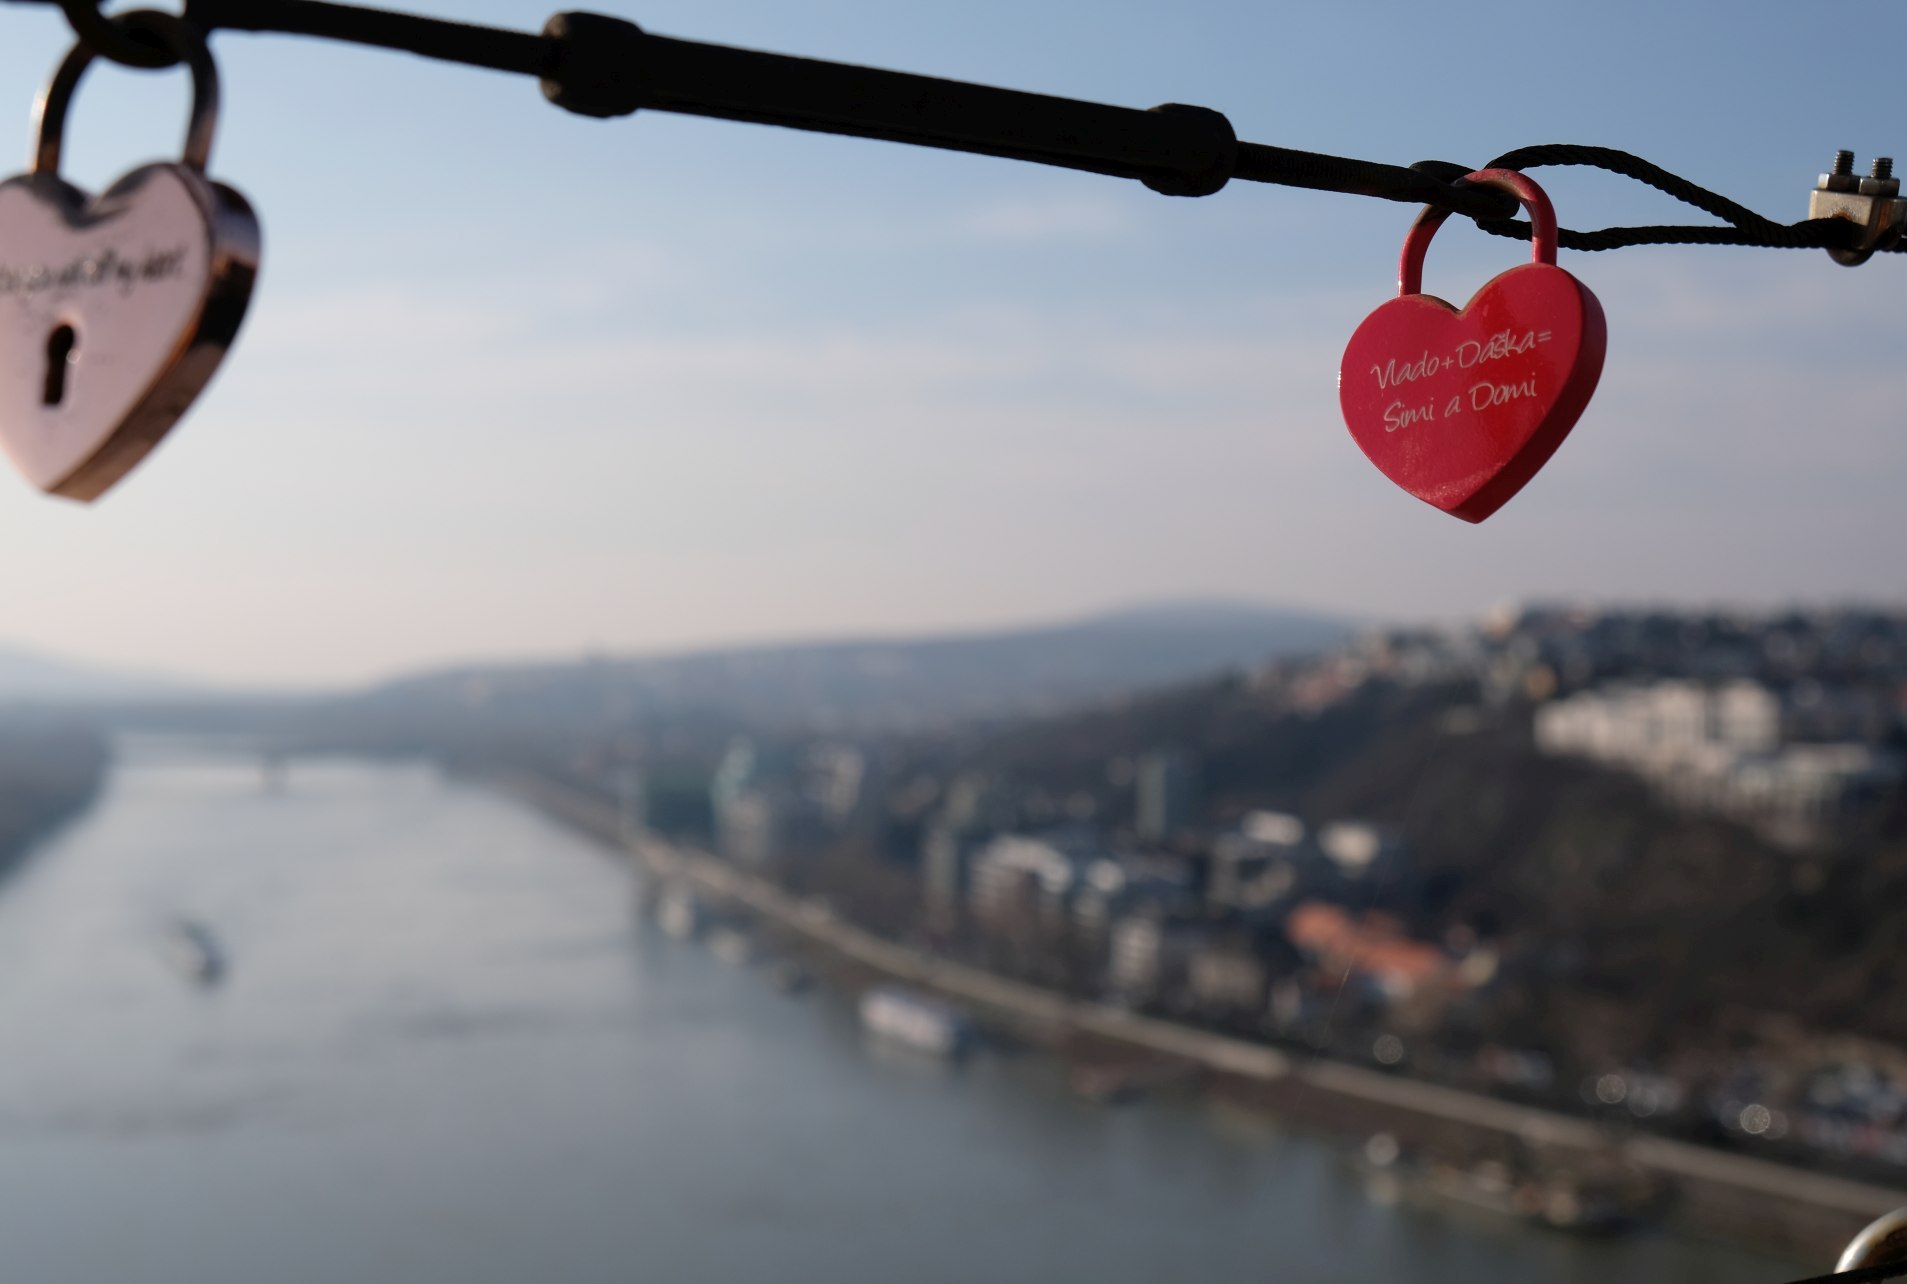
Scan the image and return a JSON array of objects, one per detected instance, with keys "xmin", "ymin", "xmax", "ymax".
[
  {"xmin": 1134, "ymin": 748, "xmax": 1199, "ymax": 841},
  {"xmin": 1534, "ymin": 679, "xmax": 1903, "ymax": 842}
]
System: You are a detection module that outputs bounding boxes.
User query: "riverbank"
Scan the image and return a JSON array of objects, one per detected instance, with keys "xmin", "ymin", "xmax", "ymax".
[
  {"xmin": 0, "ymin": 720, "xmax": 108, "ymax": 885},
  {"xmin": 503, "ymin": 770, "xmax": 1900, "ymax": 1263}
]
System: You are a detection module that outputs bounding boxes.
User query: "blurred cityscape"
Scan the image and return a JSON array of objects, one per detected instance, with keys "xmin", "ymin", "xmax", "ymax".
[
  {"xmin": 486, "ymin": 604, "xmax": 1907, "ymax": 1193},
  {"xmin": 7, "ymin": 600, "xmax": 1907, "ymax": 1256}
]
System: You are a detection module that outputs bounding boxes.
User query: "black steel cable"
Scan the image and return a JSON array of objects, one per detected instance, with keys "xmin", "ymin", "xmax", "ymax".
[
  {"xmin": 184, "ymin": 0, "xmax": 548, "ymax": 77},
  {"xmin": 1236, "ymin": 142, "xmax": 1515, "ymax": 218},
  {"xmin": 12, "ymin": 0, "xmax": 1883, "ymax": 256}
]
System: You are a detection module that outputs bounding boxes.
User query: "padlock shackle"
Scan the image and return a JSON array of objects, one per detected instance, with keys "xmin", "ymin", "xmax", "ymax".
[
  {"xmin": 31, "ymin": 10, "xmax": 219, "ymax": 178},
  {"xmin": 1398, "ymin": 168, "xmax": 1558, "ymax": 297}
]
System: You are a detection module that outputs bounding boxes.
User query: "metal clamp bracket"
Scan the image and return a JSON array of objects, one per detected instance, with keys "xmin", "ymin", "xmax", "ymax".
[{"xmin": 1810, "ymin": 150, "xmax": 1906, "ymax": 266}]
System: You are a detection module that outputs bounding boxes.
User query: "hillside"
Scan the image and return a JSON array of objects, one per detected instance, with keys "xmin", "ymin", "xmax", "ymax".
[
  {"xmin": 942, "ymin": 659, "xmax": 1907, "ymax": 1071},
  {"xmin": 315, "ymin": 600, "xmax": 1355, "ymax": 744},
  {"xmin": 0, "ymin": 643, "xmax": 205, "ymax": 705}
]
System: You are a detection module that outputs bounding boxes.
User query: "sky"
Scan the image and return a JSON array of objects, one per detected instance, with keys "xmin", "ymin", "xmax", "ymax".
[{"xmin": 0, "ymin": 0, "xmax": 1903, "ymax": 687}]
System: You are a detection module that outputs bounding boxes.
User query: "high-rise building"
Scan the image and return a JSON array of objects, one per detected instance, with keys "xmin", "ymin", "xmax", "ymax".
[{"xmin": 1134, "ymin": 748, "xmax": 1199, "ymax": 841}]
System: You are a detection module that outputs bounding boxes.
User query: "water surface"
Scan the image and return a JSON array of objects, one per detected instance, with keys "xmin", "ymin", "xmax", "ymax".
[{"xmin": 0, "ymin": 744, "xmax": 1803, "ymax": 1283}]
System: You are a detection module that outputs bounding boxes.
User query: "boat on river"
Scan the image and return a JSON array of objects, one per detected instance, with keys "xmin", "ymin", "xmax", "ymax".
[
  {"xmin": 859, "ymin": 985, "xmax": 972, "ymax": 1057},
  {"xmin": 160, "ymin": 919, "xmax": 227, "ymax": 987},
  {"xmin": 655, "ymin": 885, "xmax": 704, "ymax": 940},
  {"xmin": 1353, "ymin": 1133, "xmax": 1658, "ymax": 1236}
]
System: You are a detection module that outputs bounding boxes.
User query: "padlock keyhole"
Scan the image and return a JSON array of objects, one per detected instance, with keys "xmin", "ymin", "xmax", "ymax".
[{"xmin": 42, "ymin": 324, "xmax": 77, "ymax": 407}]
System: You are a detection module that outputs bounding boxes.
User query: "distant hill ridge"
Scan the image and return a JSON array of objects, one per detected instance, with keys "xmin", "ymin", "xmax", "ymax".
[
  {"xmin": 357, "ymin": 600, "xmax": 1358, "ymax": 731},
  {"xmin": 0, "ymin": 600, "xmax": 1356, "ymax": 725},
  {"xmin": 0, "ymin": 643, "xmax": 204, "ymax": 705}
]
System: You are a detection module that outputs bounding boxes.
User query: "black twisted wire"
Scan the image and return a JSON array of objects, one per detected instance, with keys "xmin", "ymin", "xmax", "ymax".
[
  {"xmin": 53, "ymin": 0, "xmax": 175, "ymax": 65},
  {"xmin": 1462, "ymin": 143, "xmax": 1900, "ymax": 254},
  {"xmin": 1494, "ymin": 144, "xmax": 1784, "ymax": 232}
]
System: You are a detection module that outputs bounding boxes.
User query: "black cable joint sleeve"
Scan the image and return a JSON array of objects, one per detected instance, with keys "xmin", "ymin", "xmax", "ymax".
[
  {"xmin": 1140, "ymin": 103, "xmax": 1236, "ymax": 197},
  {"xmin": 540, "ymin": 11, "xmax": 645, "ymax": 119}
]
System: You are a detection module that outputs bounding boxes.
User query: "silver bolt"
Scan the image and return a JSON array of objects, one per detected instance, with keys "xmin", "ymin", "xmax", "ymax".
[
  {"xmin": 1872, "ymin": 157, "xmax": 1895, "ymax": 181},
  {"xmin": 1834, "ymin": 149, "xmax": 1856, "ymax": 176}
]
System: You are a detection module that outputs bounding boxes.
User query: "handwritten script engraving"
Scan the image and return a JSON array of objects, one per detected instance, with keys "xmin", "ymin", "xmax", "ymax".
[
  {"xmin": 1370, "ymin": 350, "xmax": 1450, "ymax": 390},
  {"xmin": 0, "ymin": 246, "xmax": 190, "ymax": 301},
  {"xmin": 1454, "ymin": 327, "xmax": 1549, "ymax": 369},
  {"xmin": 1368, "ymin": 326, "xmax": 1558, "ymax": 433},
  {"xmin": 1368, "ymin": 327, "xmax": 1551, "ymax": 395},
  {"xmin": 1470, "ymin": 377, "xmax": 1537, "ymax": 410},
  {"xmin": 1382, "ymin": 400, "xmax": 1436, "ymax": 432}
]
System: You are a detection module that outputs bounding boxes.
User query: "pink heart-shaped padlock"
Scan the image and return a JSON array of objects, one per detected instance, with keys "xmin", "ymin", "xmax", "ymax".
[
  {"xmin": 0, "ymin": 16, "xmax": 258, "ymax": 502},
  {"xmin": 1338, "ymin": 169, "xmax": 1604, "ymax": 523}
]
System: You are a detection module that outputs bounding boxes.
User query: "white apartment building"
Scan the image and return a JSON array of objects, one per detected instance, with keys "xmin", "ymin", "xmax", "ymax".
[{"xmin": 1534, "ymin": 679, "xmax": 1900, "ymax": 840}]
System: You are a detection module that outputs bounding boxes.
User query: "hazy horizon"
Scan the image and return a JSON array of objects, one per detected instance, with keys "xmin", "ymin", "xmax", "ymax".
[{"xmin": 6, "ymin": 591, "xmax": 1907, "ymax": 696}]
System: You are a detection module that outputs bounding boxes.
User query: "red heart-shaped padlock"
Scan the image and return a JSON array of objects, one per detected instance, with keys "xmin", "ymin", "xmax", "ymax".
[{"xmin": 1338, "ymin": 169, "xmax": 1605, "ymax": 523}]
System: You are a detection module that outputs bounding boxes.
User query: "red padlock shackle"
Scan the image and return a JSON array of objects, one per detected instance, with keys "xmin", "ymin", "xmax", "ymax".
[{"xmin": 1398, "ymin": 168, "xmax": 1558, "ymax": 297}]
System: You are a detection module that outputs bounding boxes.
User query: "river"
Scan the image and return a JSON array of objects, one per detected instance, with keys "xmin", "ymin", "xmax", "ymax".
[{"xmin": 0, "ymin": 743, "xmax": 1808, "ymax": 1283}]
